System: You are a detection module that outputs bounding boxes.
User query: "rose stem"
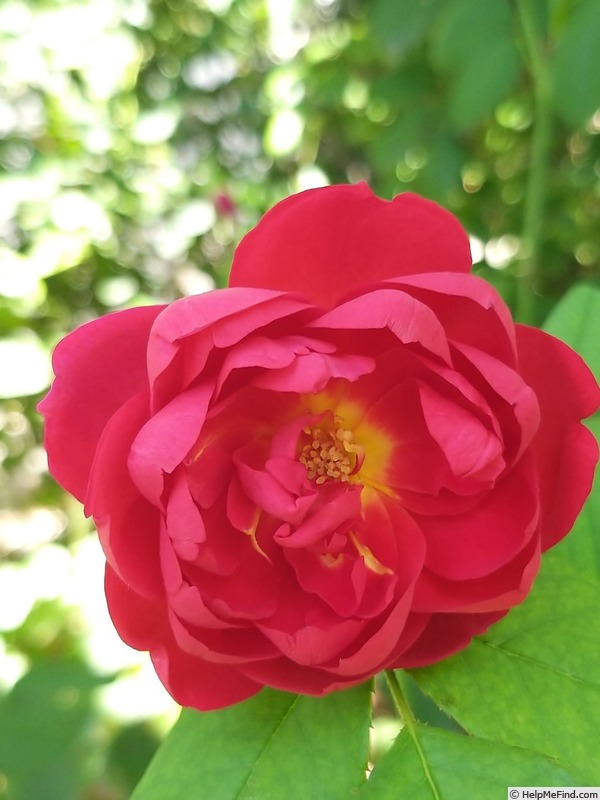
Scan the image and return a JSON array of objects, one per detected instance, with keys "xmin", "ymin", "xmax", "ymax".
[
  {"xmin": 383, "ymin": 669, "xmax": 441, "ymax": 800},
  {"xmin": 514, "ymin": 0, "xmax": 554, "ymax": 326}
]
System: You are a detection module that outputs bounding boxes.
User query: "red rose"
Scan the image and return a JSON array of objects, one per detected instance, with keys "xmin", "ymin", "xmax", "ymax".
[{"xmin": 39, "ymin": 184, "xmax": 599, "ymax": 710}]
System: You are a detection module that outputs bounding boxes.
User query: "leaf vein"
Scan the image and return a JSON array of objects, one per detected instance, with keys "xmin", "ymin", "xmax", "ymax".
[{"xmin": 479, "ymin": 640, "xmax": 600, "ymax": 690}]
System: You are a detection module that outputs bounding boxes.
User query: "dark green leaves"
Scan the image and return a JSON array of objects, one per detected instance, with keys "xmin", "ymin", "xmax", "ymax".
[
  {"xmin": 0, "ymin": 662, "xmax": 107, "ymax": 800},
  {"xmin": 543, "ymin": 282, "xmax": 600, "ymax": 380},
  {"xmin": 131, "ymin": 683, "xmax": 372, "ymax": 800},
  {"xmin": 359, "ymin": 726, "xmax": 579, "ymax": 799},
  {"xmin": 552, "ymin": 0, "xmax": 600, "ymax": 126},
  {"xmin": 371, "ymin": 0, "xmax": 442, "ymax": 60},
  {"xmin": 410, "ymin": 555, "xmax": 600, "ymax": 785},
  {"xmin": 429, "ymin": 0, "xmax": 521, "ymax": 131}
]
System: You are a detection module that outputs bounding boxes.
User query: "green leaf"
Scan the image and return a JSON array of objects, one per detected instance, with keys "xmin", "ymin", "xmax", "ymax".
[
  {"xmin": 429, "ymin": 0, "xmax": 514, "ymax": 72},
  {"xmin": 448, "ymin": 38, "xmax": 521, "ymax": 131},
  {"xmin": 542, "ymin": 282, "xmax": 600, "ymax": 380},
  {"xmin": 359, "ymin": 725, "xmax": 579, "ymax": 798},
  {"xmin": 419, "ymin": 135, "xmax": 465, "ymax": 200},
  {"xmin": 367, "ymin": 113, "xmax": 424, "ymax": 174},
  {"xmin": 428, "ymin": 0, "xmax": 521, "ymax": 130},
  {"xmin": 0, "ymin": 661, "xmax": 107, "ymax": 800},
  {"xmin": 131, "ymin": 683, "xmax": 372, "ymax": 800},
  {"xmin": 410, "ymin": 554, "xmax": 600, "ymax": 784},
  {"xmin": 552, "ymin": 0, "xmax": 600, "ymax": 127},
  {"xmin": 370, "ymin": 0, "xmax": 442, "ymax": 60}
]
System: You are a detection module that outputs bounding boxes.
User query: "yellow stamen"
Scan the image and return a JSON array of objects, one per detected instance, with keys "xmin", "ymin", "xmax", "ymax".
[{"xmin": 299, "ymin": 418, "xmax": 364, "ymax": 485}]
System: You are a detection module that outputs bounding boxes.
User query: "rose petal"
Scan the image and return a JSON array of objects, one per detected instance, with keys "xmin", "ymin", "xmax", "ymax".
[
  {"xmin": 85, "ymin": 392, "xmax": 163, "ymax": 599},
  {"xmin": 166, "ymin": 468, "xmax": 206, "ymax": 555},
  {"xmin": 229, "ymin": 183, "xmax": 471, "ymax": 307},
  {"xmin": 105, "ymin": 564, "xmax": 167, "ymax": 649},
  {"xmin": 414, "ymin": 532, "xmax": 541, "ymax": 614},
  {"xmin": 147, "ymin": 289, "xmax": 311, "ymax": 407},
  {"xmin": 258, "ymin": 617, "xmax": 366, "ymax": 666},
  {"xmin": 331, "ymin": 592, "xmax": 417, "ymax": 676},
  {"xmin": 239, "ymin": 656, "xmax": 362, "ymax": 696},
  {"xmin": 128, "ymin": 382, "xmax": 214, "ymax": 507},
  {"xmin": 395, "ymin": 273, "xmax": 517, "ymax": 366},
  {"xmin": 168, "ymin": 583, "xmax": 233, "ymax": 630},
  {"xmin": 167, "ymin": 609, "xmax": 278, "ymax": 664},
  {"xmin": 451, "ymin": 343, "xmax": 540, "ymax": 466},
  {"xmin": 516, "ymin": 325, "xmax": 600, "ymax": 549},
  {"xmin": 310, "ymin": 288, "xmax": 452, "ymax": 364},
  {"xmin": 234, "ymin": 451, "xmax": 316, "ymax": 526},
  {"xmin": 394, "ymin": 609, "xmax": 507, "ymax": 668},
  {"xmin": 38, "ymin": 305, "xmax": 164, "ymax": 501},
  {"xmin": 289, "ymin": 550, "xmax": 364, "ymax": 617},
  {"xmin": 253, "ymin": 350, "xmax": 375, "ymax": 394},
  {"xmin": 195, "ymin": 559, "xmax": 282, "ymax": 622},
  {"xmin": 215, "ymin": 334, "xmax": 338, "ymax": 396},
  {"xmin": 420, "ymin": 456, "xmax": 539, "ymax": 581},
  {"xmin": 274, "ymin": 486, "xmax": 363, "ymax": 549},
  {"xmin": 418, "ymin": 381, "xmax": 505, "ymax": 483},
  {"xmin": 151, "ymin": 641, "xmax": 262, "ymax": 711}
]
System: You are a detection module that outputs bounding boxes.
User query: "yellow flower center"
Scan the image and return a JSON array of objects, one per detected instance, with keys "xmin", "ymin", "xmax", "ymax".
[{"xmin": 299, "ymin": 417, "xmax": 364, "ymax": 485}]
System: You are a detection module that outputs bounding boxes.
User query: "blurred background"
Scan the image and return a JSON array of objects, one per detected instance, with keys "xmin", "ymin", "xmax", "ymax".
[{"xmin": 1, "ymin": 0, "xmax": 599, "ymax": 797}]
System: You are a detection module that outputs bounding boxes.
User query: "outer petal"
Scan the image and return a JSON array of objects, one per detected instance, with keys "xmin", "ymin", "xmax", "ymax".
[
  {"xmin": 85, "ymin": 392, "xmax": 163, "ymax": 599},
  {"xmin": 229, "ymin": 183, "xmax": 472, "ymax": 307},
  {"xmin": 151, "ymin": 638, "xmax": 262, "ymax": 711},
  {"xmin": 394, "ymin": 609, "xmax": 507, "ymax": 668},
  {"xmin": 414, "ymin": 533, "xmax": 541, "ymax": 614},
  {"xmin": 38, "ymin": 305, "xmax": 165, "ymax": 502},
  {"xmin": 395, "ymin": 273, "xmax": 517, "ymax": 367},
  {"xmin": 421, "ymin": 457, "xmax": 539, "ymax": 581},
  {"xmin": 240, "ymin": 656, "xmax": 364, "ymax": 697},
  {"xmin": 107, "ymin": 564, "xmax": 262, "ymax": 711},
  {"xmin": 105, "ymin": 563, "xmax": 168, "ymax": 649},
  {"xmin": 516, "ymin": 325, "xmax": 600, "ymax": 549}
]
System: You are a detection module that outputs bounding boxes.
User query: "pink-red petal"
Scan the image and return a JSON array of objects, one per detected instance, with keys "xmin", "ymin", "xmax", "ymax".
[
  {"xmin": 229, "ymin": 183, "xmax": 471, "ymax": 307},
  {"xmin": 38, "ymin": 305, "xmax": 164, "ymax": 501},
  {"xmin": 147, "ymin": 289, "xmax": 312, "ymax": 407},
  {"xmin": 151, "ymin": 641, "xmax": 262, "ymax": 711},
  {"xmin": 128, "ymin": 382, "xmax": 214, "ymax": 507},
  {"xmin": 421, "ymin": 456, "xmax": 539, "ymax": 581},
  {"xmin": 516, "ymin": 325, "xmax": 600, "ymax": 549},
  {"xmin": 105, "ymin": 564, "xmax": 167, "ymax": 650},
  {"xmin": 310, "ymin": 288, "xmax": 452, "ymax": 364},
  {"xmin": 85, "ymin": 392, "xmax": 163, "ymax": 599},
  {"xmin": 395, "ymin": 609, "xmax": 507, "ymax": 668},
  {"xmin": 394, "ymin": 273, "xmax": 517, "ymax": 366}
]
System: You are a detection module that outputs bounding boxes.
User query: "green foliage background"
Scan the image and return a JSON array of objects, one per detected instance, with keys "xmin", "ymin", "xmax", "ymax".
[{"xmin": 0, "ymin": 0, "xmax": 599, "ymax": 797}]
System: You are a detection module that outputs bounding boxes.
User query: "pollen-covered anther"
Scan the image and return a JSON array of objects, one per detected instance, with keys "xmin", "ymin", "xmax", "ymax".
[{"xmin": 299, "ymin": 419, "xmax": 364, "ymax": 484}]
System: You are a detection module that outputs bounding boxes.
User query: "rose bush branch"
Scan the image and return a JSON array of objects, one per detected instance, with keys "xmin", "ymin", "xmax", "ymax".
[{"xmin": 515, "ymin": 0, "xmax": 555, "ymax": 325}]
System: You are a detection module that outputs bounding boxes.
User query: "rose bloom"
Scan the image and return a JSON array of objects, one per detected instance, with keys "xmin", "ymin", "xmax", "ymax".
[{"xmin": 39, "ymin": 184, "xmax": 599, "ymax": 710}]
